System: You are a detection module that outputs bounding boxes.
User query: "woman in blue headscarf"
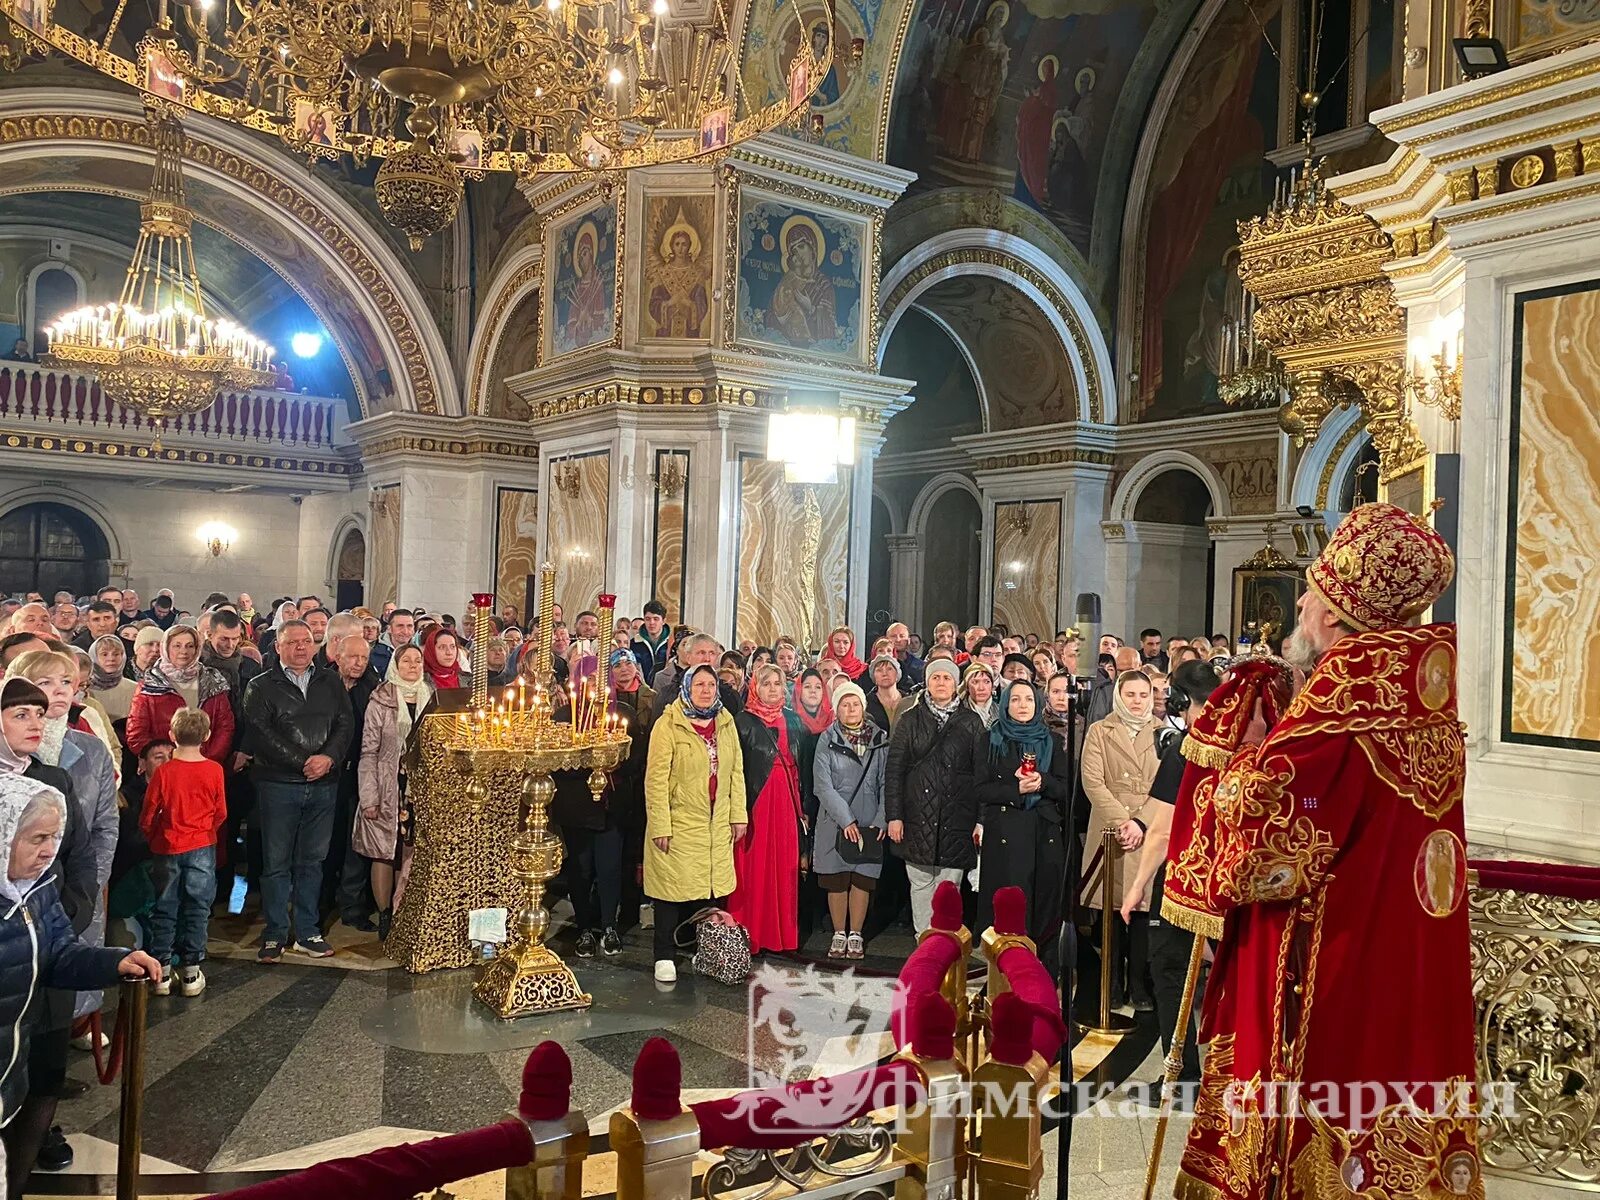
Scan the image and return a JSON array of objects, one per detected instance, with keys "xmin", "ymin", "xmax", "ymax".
[{"xmin": 971, "ymin": 678, "xmax": 1071, "ymax": 958}]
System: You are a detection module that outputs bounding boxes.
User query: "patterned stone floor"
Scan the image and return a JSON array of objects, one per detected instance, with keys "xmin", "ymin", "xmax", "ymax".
[{"xmin": 29, "ymin": 909, "xmax": 1162, "ymax": 1198}]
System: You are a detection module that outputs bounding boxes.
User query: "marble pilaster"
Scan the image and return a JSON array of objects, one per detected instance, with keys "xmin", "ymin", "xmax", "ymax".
[{"xmin": 884, "ymin": 533, "xmax": 925, "ymax": 634}]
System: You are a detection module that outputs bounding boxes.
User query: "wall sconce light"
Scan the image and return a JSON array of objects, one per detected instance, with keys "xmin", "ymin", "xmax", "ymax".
[
  {"xmin": 552, "ymin": 459, "xmax": 582, "ymax": 500},
  {"xmin": 1406, "ymin": 313, "xmax": 1463, "ymax": 421},
  {"xmin": 1000, "ymin": 505, "xmax": 1034, "ymax": 536},
  {"xmin": 198, "ymin": 521, "xmax": 236, "ymax": 557},
  {"xmin": 650, "ymin": 453, "xmax": 688, "ymax": 499}
]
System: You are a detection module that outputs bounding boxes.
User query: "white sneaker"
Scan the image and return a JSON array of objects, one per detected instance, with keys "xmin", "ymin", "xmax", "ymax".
[
  {"xmin": 152, "ymin": 976, "xmax": 171, "ymax": 997},
  {"xmin": 180, "ymin": 967, "xmax": 206, "ymax": 997},
  {"xmin": 653, "ymin": 959, "xmax": 677, "ymax": 983},
  {"xmin": 71, "ymin": 1028, "xmax": 111, "ymax": 1049},
  {"xmin": 828, "ymin": 931, "xmax": 848, "ymax": 958}
]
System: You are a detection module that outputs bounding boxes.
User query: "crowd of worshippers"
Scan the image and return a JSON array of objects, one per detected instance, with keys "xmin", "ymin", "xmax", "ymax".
[{"xmin": 0, "ymin": 586, "xmax": 1252, "ymax": 1165}]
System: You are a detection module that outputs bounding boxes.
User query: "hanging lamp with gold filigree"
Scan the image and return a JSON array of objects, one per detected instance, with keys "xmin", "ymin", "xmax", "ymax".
[
  {"xmin": 41, "ymin": 111, "xmax": 275, "ymax": 448},
  {"xmin": 0, "ymin": 0, "xmax": 845, "ymax": 248}
]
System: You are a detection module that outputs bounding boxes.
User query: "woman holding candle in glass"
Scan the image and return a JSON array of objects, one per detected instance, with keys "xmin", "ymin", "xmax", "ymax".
[
  {"xmin": 730, "ymin": 664, "xmax": 804, "ymax": 954},
  {"xmin": 643, "ymin": 663, "xmax": 746, "ymax": 983}
]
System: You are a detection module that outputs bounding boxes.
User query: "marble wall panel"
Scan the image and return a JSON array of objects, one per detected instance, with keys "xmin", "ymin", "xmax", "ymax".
[
  {"xmin": 494, "ymin": 487, "xmax": 539, "ymax": 624},
  {"xmin": 1506, "ymin": 282, "xmax": 1600, "ymax": 748},
  {"xmin": 735, "ymin": 458, "xmax": 851, "ymax": 650},
  {"xmin": 368, "ymin": 485, "xmax": 402, "ymax": 613},
  {"xmin": 650, "ymin": 451, "xmax": 689, "ymax": 622},
  {"xmin": 991, "ymin": 500, "xmax": 1061, "ymax": 639},
  {"xmin": 547, "ymin": 452, "xmax": 611, "ymax": 618}
]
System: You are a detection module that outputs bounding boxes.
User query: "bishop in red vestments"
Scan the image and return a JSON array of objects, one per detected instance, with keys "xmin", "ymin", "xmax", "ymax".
[{"xmin": 1162, "ymin": 502, "xmax": 1482, "ymax": 1200}]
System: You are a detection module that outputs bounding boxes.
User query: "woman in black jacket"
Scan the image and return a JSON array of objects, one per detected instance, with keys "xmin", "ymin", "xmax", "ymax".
[
  {"xmin": 972, "ymin": 679, "xmax": 1070, "ymax": 957},
  {"xmin": 883, "ymin": 659, "xmax": 982, "ymax": 933}
]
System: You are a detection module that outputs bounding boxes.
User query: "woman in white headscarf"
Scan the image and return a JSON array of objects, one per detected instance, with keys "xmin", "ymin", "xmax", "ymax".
[
  {"xmin": 125, "ymin": 626, "xmax": 234, "ymax": 763},
  {"xmin": 354, "ymin": 642, "xmax": 432, "ymax": 939},
  {"xmin": 0, "ymin": 774, "xmax": 161, "ymax": 1194}
]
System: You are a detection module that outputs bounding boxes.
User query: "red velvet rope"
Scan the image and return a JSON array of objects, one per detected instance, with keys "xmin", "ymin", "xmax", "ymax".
[
  {"xmin": 1471, "ymin": 858, "xmax": 1600, "ymax": 902},
  {"xmin": 210, "ymin": 1119, "xmax": 535, "ymax": 1199},
  {"xmin": 690, "ymin": 1061, "xmax": 925, "ymax": 1150},
  {"xmin": 996, "ymin": 945, "xmax": 1068, "ymax": 1062},
  {"xmin": 87, "ymin": 1005, "xmax": 126, "ymax": 1086},
  {"xmin": 891, "ymin": 932, "xmax": 960, "ymax": 1049}
]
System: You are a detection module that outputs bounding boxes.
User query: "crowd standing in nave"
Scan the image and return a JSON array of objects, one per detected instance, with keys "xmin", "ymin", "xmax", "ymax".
[{"xmin": 0, "ymin": 577, "xmax": 1266, "ymax": 1182}]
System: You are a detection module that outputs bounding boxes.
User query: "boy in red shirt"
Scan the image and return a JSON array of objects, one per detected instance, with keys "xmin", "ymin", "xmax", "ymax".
[{"xmin": 140, "ymin": 708, "xmax": 226, "ymax": 997}]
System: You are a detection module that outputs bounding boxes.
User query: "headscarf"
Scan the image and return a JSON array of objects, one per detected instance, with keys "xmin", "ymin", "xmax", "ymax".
[
  {"xmin": 0, "ymin": 775, "xmax": 67, "ymax": 906},
  {"xmin": 962, "ymin": 662, "xmax": 998, "ymax": 729},
  {"xmin": 989, "ymin": 680, "xmax": 1055, "ymax": 773},
  {"xmin": 385, "ymin": 644, "xmax": 433, "ymax": 744},
  {"xmin": 793, "ymin": 667, "xmax": 833, "ymax": 735},
  {"xmin": 420, "ymin": 626, "xmax": 462, "ymax": 690},
  {"xmin": 744, "ymin": 664, "xmax": 787, "ymax": 728},
  {"xmin": 271, "ymin": 601, "xmax": 299, "ymax": 631},
  {"xmin": 922, "ymin": 659, "xmax": 962, "ymax": 727},
  {"xmin": 820, "ymin": 627, "xmax": 867, "ymax": 680},
  {"xmin": 139, "ymin": 625, "xmax": 204, "ymax": 707},
  {"xmin": 610, "ymin": 647, "xmax": 641, "ymax": 695},
  {"xmin": 0, "ymin": 678, "xmax": 47, "ymax": 775},
  {"xmin": 678, "ymin": 663, "xmax": 723, "ymax": 722},
  {"xmin": 1111, "ymin": 670, "xmax": 1155, "ymax": 736},
  {"xmin": 89, "ymin": 635, "xmax": 127, "ymax": 691}
]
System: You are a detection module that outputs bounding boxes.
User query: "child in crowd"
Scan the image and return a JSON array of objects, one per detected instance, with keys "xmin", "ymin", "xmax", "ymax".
[
  {"xmin": 140, "ymin": 709, "xmax": 226, "ymax": 998},
  {"xmin": 108, "ymin": 740, "xmax": 173, "ymax": 948}
]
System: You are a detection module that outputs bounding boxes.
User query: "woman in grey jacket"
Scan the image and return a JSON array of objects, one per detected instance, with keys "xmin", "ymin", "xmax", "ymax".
[{"xmin": 810, "ymin": 683, "xmax": 888, "ymax": 960}]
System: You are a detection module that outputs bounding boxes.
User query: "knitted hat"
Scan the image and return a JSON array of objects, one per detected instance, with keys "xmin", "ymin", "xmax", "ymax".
[
  {"xmin": 134, "ymin": 626, "xmax": 164, "ymax": 651},
  {"xmin": 868, "ymin": 653, "xmax": 901, "ymax": 681},
  {"xmin": 925, "ymin": 659, "xmax": 959, "ymax": 685},
  {"xmin": 833, "ymin": 681, "xmax": 867, "ymax": 713},
  {"xmin": 1307, "ymin": 501, "xmax": 1455, "ymax": 632},
  {"xmin": 1182, "ymin": 657, "xmax": 1296, "ymax": 769}
]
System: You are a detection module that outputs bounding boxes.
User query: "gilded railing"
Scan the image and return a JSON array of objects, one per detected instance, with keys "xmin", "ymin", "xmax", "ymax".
[{"xmin": 1471, "ymin": 861, "xmax": 1600, "ymax": 1191}]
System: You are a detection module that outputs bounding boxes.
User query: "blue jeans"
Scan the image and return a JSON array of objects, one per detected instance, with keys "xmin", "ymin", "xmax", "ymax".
[
  {"xmin": 148, "ymin": 845, "xmax": 218, "ymax": 967},
  {"xmin": 256, "ymin": 779, "xmax": 337, "ymax": 944}
]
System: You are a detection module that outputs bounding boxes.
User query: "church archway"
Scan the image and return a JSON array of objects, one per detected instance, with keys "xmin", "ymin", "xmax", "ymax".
[
  {"xmin": 333, "ymin": 524, "xmax": 367, "ymax": 612},
  {"xmin": 1109, "ymin": 457, "xmax": 1220, "ymax": 644},
  {"xmin": 0, "ymin": 88, "xmax": 460, "ymax": 417},
  {"xmin": 0, "ymin": 500, "xmax": 110, "ymax": 598}
]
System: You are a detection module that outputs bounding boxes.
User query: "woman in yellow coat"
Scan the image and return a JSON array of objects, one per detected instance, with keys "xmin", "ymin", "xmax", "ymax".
[{"xmin": 644, "ymin": 663, "xmax": 747, "ymax": 983}]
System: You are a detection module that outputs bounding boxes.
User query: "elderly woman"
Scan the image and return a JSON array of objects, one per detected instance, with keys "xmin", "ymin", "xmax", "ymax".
[
  {"xmin": 643, "ymin": 664, "xmax": 747, "ymax": 983},
  {"xmin": 811, "ymin": 682, "xmax": 887, "ymax": 960},
  {"xmin": 973, "ymin": 680, "xmax": 1070, "ymax": 948},
  {"xmin": 354, "ymin": 643, "xmax": 431, "ymax": 941},
  {"xmin": 1079, "ymin": 669, "xmax": 1160, "ymax": 1010},
  {"xmin": 129, "ymin": 626, "xmax": 163, "ymax": 682},
  {"xmin": 126, "ymin": 626, "xmax": 234, "ymax": 764},
  {"xmin": 883, "ymin": 659, "xmax": 982, "ymax": 933},
  {"xmin": 731, "ymin": 664, "xmax": 804, "ymax": 954}
]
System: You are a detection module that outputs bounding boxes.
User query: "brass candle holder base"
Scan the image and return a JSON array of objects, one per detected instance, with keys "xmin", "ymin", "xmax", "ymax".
[{"xmin": 472, "ymin": 740, "xmax": 629, "ymax": 1020}]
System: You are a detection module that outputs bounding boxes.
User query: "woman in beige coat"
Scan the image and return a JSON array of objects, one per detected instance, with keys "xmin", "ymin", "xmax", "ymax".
[
  {"xmin": 643, "ymin": 664, "xmax": 747, "ymax": 983},
  {"xmin": 355, "ymin": 643, "xmax": 432, "ymax": 940},
  {"xmin": 1079, "ymin": 669, "xmax": 1160, "ymax": 1009}
]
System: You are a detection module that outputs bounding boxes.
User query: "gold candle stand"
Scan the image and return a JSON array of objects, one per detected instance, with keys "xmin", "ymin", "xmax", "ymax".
[{"xmin": 475, "ymin": 736, "xmax": 630, "ymax": 1019}]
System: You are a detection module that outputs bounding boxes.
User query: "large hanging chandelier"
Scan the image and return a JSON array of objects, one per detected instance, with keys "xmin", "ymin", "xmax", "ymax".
[
  {"xmin": 43, "ymin": 112, "xmax": 275, "ymax": 446},
  {"xmin": 1, "ymin": 0, "xmax": 836, "ymax": 248}
]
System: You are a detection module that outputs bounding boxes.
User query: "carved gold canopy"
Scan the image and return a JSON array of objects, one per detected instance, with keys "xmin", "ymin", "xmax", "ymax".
[{"xmin": 1236, "ymin": 163, "xmax": 1426, "ymax": 485}]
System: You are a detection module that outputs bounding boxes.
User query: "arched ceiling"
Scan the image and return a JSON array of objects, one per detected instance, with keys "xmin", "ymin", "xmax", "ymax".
[
  {"xmin": 0, "ymin": 192, "xmax": 358, "ymax": 407},
  {"xmin": 880, "ymin": 306, "xmax": 983, "ymax": 452}
]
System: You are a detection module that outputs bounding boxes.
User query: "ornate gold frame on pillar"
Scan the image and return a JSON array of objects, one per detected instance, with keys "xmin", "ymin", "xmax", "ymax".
[
  {"xmin": 1237, "ymin": 153, "xmax": 1430, "ymax": 492},
  {"xmin": 1230, "ymin": 530, "xmax": 1305, "ymax": 651}
]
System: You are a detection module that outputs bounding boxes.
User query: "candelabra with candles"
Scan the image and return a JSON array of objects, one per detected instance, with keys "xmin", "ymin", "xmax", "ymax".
[
  {"xmin": 1216, "ymin": 289, "xmax": 1286, "ymax": 410},
  {"xmin": 466, "ymin": 573, "xmax": 630, "ymax": 1019},
  {"xmin": 383, "ymin": 576, "xmax": 630, "ymax": 1015}
]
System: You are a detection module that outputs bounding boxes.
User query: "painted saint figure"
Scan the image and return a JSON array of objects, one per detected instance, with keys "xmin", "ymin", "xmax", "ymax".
[
  {"xmin": 646, "ymin": 211, "xmax": 710, "ymax": 339},
  {"xmin": 560, "ymin": 223, "xmax": 611, "ymax": 350},
  {"xmin": 767, "ymin": 219, "xmax": 837, "ymax": 346}
]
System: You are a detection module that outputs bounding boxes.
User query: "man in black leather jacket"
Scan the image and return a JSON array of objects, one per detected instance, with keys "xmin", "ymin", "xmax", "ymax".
[{"xmin": 240, "ymin": 619, "xmax": 353, "ymax": 963}]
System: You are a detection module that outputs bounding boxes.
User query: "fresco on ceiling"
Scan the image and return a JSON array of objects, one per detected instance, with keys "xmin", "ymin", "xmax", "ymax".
[
  {"xmin": 742, "ymin": 0, "xmax": 908, "ymax": 157},
  {"xmin": 547, "ymin": 201, "xmax": 617, "ymax": 359},
  {"xmin": 921, "ymin": 276, "xmax": 1074, "ymax": 429},
  {"xmin": 1136, "ymin": 0, "xmax": 1280, "ymax": 423},
  {"xmin": 881, "ymin": 307, "xmax": 985, "ymax": 450},
  {"xmin": 640, "ymin": 194, "xmax": 714, "ymax": 342},
  {"xmin": 888, "ymin": 0, "xmax": 1157, "ymax": 253},
  {"xmin": 735, "ymin": 193, "xmax": 865, "ymax": 360}
]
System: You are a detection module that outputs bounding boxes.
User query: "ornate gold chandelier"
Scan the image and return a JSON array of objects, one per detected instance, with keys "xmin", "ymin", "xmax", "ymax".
[
  {"xmin": 43, "ymin": 112, "xmax": 275, "ymax": 446},
  {"xmin": 1, "ymin": 0, "xmax": 834, "ymax": 248},
  {"xmin": 1216, "ymin": 292, "xmax": 1286, "ymax": 411}
]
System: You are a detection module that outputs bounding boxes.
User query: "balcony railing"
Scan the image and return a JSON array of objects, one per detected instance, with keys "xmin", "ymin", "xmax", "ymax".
[{"xmin": 0, "ymin": 363, "xmax": 350, "ymax": 448}]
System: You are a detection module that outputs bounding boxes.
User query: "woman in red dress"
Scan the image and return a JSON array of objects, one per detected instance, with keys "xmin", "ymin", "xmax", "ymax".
[{"xmin": 730, "ymin": 664, "xmax": 803, "ymax": 953}]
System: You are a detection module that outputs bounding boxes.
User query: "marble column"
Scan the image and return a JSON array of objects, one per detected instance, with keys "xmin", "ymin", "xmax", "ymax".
[
  {"xmin": 884, "ymin": 533, "xmax": 925, "ymax": 634},
  {"xmin": 348, "ymin": 413, "xmax": 541, "ymax": 617}
]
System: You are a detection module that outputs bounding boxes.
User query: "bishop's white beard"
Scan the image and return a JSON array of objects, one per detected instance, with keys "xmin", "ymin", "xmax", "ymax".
[{"xmin": 1282, "ymin": 626, "xmax": 1322, "ymax": 673}]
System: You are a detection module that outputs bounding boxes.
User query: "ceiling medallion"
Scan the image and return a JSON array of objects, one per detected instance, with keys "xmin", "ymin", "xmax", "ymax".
[
  {"xmin": 1, "ymin": 0, "xmax": 847, "ymax": 247},
  {"xmin": 42, "ymin": 111, "xmax": 275, "ymax": 447}
]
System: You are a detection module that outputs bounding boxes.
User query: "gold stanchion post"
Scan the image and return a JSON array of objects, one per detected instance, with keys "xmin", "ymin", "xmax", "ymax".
[
  {"xmin": 1141, "ymin": 934, "xmax": 1207, "ymax": 1200},
  {"xmin": 116, "ymin": 977, "xmax": 150, "ymax": 1200},
  {"xmin": 505, "ymin": 1108, "xmax": 590, "ymax": 1200},
  {"xmin": 1084, "ymin": 829, "xmax": 1135, "ymax": 1035},
  {"xmin": 610, "ymin": 1106, "xmax": 700, "ymax": 1200}
]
